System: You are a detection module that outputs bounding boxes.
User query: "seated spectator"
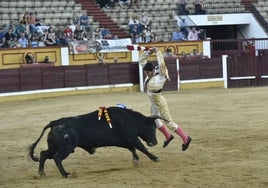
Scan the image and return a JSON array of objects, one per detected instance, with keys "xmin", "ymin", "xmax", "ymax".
[
  {"xmin": 148, "ymin": 32, "xmax": 157, "ymax": 42},
  {"xmin": 0, "ymin": 37, "xmax": 10, "ymax": 48},
  {"xmin": 163, "ymin": 48, "xmax": 176, "ymax": 58},
  {"xmin": 130, "ymin": 0, "xmax": 141, "ymax": 9},
  {"xmin": 97, "ymin": 0, "xmax": 114, "ymax": 9},
  {"xmin": 74, "ymin": 25, "xmax": 84, "ymax": 40},
  {"xmin": 3, "ymin": 20, "xmax": 16, "ymax": 33},
  {"xmin": 37, "ymin": 35, "xmax": 46, "ymax": 47},
  {"xmin": 14, "ymin": 21, "xmax": 27, "ymax": 39},
  {"xmin": 44, "ymin": 27, "xmax": 57, "ymax": 46},
  {"xmin": 55, "ymin": 26, "xmax": 68, "ymax": 46},
  {"xmin": 119, "ymin": 0, "xmax": 131, "ymax": 9},
  {"xmin": 139, "ymin": 13, "xmax": 151, "ymax": 32},
  {"xmin": 80, "ymin": 11, "xmax": 93, "ymax": 32},
  {"xmin": 101, "ymin": 26, "xmax": 112, "ymax": 39},
  {"xmin": 129, "ymin": 24, "xmax": 141, "ymax": 43},
  {"xmin": 18, "ymin": 32, "xmax": 29, "ymax": 48},
  {"xmin": 171, "ymin": 27, "xmax": 187, "ymax": 41},
  {"xmin": 177, "ymin": 0, "xmax": 189, "ymax": 15},
  {"xmin": 27, "ymin": 12, "xmax": 37, "ymax": 35},
  {"xmin": 92, "ymin": 27, "xmax": 103, "ymax": 40},
  {"xmin": 5, "ymin": 28, "xmax": 17, "ymax": 43},
  {"xmin": 9, "ymin": 36, "xmax": 22, "ymax": 48},
  {"xmin": 194, "ymin": 0, "xmax": 206, "ymax": 15},
  {"xmin": 177, "ymin": 18, "xmax": 189, "ymax": 38},
  {"xmin": 35, "ymin": 19, "xmax": 49, "ymax": 35},
  {"xmin": 0, "ymin": 27, "xmax": 5, "ymax": 45},
  {"xmin": 128, "ymin": 12, "xmax": 142, "ymax": 35},
  {"xmin": 29, "ymin": 35, "xmax": 38, "ymax": 47},
  {"xmin": 139, "ymin": 28, "xmax": 151, "ymax": 43},
  {"xmin": 187, "ymin": 26, "xmax": 203, "ymax": 40},
  {"xmin": 71, "ymin": 12, "xmax": 80, "ymax": 26},
  {"xmin": 81, "ymin": 32, "xmax": 90, "ymax": 41},
  {"xmin": 64, "ymin": 24, "xmax": 74, "ymax": 43}
]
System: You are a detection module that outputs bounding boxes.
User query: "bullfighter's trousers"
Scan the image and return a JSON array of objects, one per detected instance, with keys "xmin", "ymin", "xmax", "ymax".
[{"xmin": 149, "ymin": 93, "xmax": 178, "ymax": 131}]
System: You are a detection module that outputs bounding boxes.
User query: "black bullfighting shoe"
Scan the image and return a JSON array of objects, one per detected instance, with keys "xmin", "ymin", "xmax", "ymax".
[
  {"xmin": 163, "ymin": 135, "xmax": 174, "ymax": 148},
  {"xmin": 182, "ymin": 136, "xmax": 192, "ymax": 151}
]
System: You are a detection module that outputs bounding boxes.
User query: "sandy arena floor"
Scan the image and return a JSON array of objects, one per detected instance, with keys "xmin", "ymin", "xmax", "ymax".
[{"xmin": 0, "ymin": 87, "xmax": 267, "ymax": 188}]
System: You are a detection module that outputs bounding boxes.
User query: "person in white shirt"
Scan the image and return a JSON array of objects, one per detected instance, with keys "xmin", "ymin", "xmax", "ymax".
[{"xmin": 187, "ymin": 26, "xmax": 202, "ymax": 40}]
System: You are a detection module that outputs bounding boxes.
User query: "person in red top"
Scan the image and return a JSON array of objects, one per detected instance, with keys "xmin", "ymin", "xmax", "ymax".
[{"xmin": 64, "ymin": 24, "xmax": 74, "ymax": 43}]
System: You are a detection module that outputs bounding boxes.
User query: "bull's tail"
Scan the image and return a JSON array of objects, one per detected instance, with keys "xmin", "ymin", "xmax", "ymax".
[{"xmin": 27, "ymin": 122, "xmax": 53, "ymax": 162}]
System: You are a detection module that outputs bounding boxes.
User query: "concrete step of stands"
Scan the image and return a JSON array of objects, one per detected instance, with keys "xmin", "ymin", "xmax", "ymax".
[{"xmin": 76, "ymin": 0, "xmax": 129, "ymax": 39}]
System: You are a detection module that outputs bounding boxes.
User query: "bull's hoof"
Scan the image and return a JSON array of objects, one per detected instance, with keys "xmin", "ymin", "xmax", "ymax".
[
  {"xmin": 62, "ymin": 172, "xmax": 71, "ymax": 178},
  {"xmin": 153, "ymin": 157, "xmax": 160, "ymax": 162},
  {"xmin": 133, "ymin": 156, "xmax": 139, "ymax": 165},
  {"xmin": 38, "ymin": 171, "xmax": 46, "ymax": 177},
  {"xmin": 133, "ymin": 158, "xmax": 139, "ymax": 165}
]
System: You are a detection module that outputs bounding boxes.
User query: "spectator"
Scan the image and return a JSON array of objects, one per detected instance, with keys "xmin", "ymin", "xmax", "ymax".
[
  {"xmin": 0, "ymin": 37, "xmax": 10, "ymax": 48},
  {"xmin": 92, "ymin": 27, "xmax": 103, "ymax": 40},
  {"xmin": 171, "ymin": 27, "xmax": 187, "ymax": 41},
  {"xmin": 139, "ymin": 28, "xmax": 151, "ymax": 43},
  {"xmin": 3, "ymin": 20, "xmax": 16, "ymax": 33},
  {"xmin": 101, "ymin": 26, "xmax": 112, "ymax": 39},
  {"xmin": 177, "ymin": 18, "xmax": 189, "ymax": 38},
  {"xmin": 0, "ymin": 27, "xmax": 5, "ymax": 45},
  {"xmin": 128, "ymin": 12, "xmax": 142, "ymax": 35},
  {"xmin": 149, "ymin": 32, "xmax": 157, "ymax": 42},
  {"xmin": 81, "ymin": 32, "xmax": 90, "ymax": 41},
  {"xmin": 14, "ymin": 21, "xmax": 27, "ymax": 38},
  {"xmin": 18, "ymin": 32, "xmax": 29, "ymax": 47},
  {"xmin": 177, "ymin": 0, "xmax": 189, "ymax": 15},
  {"xmin": 9, "ymin": 36, "xmax": 22, "ymax": 48},
  {"xmin": 64, "ymin": 24, "xmax": 74, "ymax": 43},
  {"xmin": 69, "ymin": 21, "xmax": 77, "ymax": 33},
  {"xmin": 55, "ymin": 26, "xmax": 68, "ymax": 46},
  {"xmin": 163, "ymin": 48, "xmax": 176, "ymax": 58},
  {"xmin": 130, "ymin": 0, "xmax": 141, "ymax": 9},
  {"xmin": 129, "ymin": 23, "xmax": 141, "ymax": 44},
  {"xmin": 29, "ymin": 35, "xmax": 38, "ymax": 47},
  {"xmin": 71, "ymin": 12, "xmax": 80, "ymax": 26},
  {"xmin": 79, "ymin": 11, "xmax": 93, "ymax": 32},
  {"xmin": 187, "ymin": 26, "xmax": 202, "ymax": 40},
  {"xmin": 44, "ymin": 27, "xmax": 57, "ymax": 46},
  {"xmin": 74, "ymin": 25, "xmax": 84, "ymax": 40},
  {"xmin": 5, "ymin": 28, "xmax": 16, "ymax": 43},
  {"xmin": 194, "ymin": 0, "xmax": 206, "ymax": 15},
  {"xmin": 139, "ymin": 13, "xmax": 151, "ymax": 32},
  {"xmin": 97, "ymin": 0, "xmax": 113, "ymax": 9},
  {"xmin": 37, "ymin": 35, "xmax": 46, "ymax": 47},
  {"xmin": 27, "ymin": 12, "xmax": 37, "ymax": 35},
  {"xmin": 35, "ymin": 19, "xmax": 49, "ymax": 35},
  {"xmin": 119, "ymin": 0, "xmax": 131, "ymax": 9}
]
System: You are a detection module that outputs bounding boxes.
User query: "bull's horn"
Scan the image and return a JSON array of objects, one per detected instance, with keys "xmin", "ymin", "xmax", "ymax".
[{"xmin": 151, "ymin": 115, "xmax": 169, "ymax": 123}]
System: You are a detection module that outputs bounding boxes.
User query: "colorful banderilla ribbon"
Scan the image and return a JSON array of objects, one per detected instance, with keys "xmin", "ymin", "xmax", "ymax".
[{"xmin": 98, "ymin": 106, "xmax": 112, "ymax": 128}]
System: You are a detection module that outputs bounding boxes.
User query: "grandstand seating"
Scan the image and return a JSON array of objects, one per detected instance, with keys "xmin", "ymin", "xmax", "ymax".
[
  {"xmin": 103, "ymin": 0, "xmax": 251, "ymax": 41},
  {"xmin": 0, "ymin": 0, "xmax": 267, "ymax": 41}
]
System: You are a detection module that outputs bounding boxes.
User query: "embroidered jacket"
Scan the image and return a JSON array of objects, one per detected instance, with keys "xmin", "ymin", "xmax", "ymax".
[{"xmin": 139, "ymin": 50, "xmax": 170, "ymax": 93}]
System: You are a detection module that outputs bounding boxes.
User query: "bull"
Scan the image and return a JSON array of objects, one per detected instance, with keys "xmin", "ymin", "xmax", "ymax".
[{"xmin": 28, "ymin": 107, "xmax": 167, "ymax": 178}]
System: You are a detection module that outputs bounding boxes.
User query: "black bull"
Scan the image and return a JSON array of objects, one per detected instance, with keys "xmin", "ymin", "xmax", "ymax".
[{"xmin": 28, "ymin": 107, "xmax": 168, "ymax": 178}]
